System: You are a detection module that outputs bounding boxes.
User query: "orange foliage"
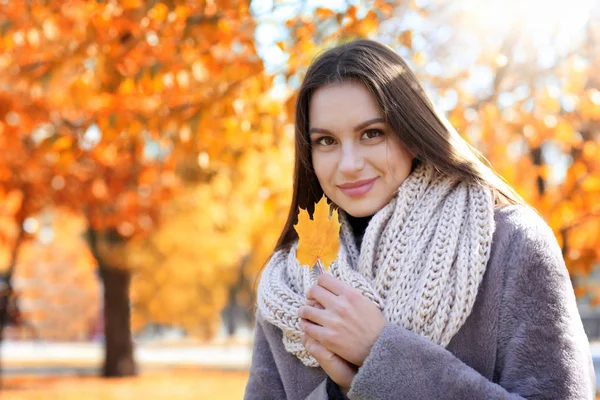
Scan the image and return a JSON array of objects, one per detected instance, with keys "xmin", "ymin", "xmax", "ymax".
[
  {"xmin": 0, "ymin": 0, "xmax": 264, "ymax": 241},
  {"xmin": 128, "ymin": 139, "xmax": 294, "ymax": 338},
  {"xmin": 0, "ymin": 0, "xmax": 281, "ymax": 356}
]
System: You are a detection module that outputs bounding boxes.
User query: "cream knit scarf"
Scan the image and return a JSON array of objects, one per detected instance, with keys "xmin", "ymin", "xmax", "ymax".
[{"xmin": 257, "ymin": 163, "xmax": 495, "ymax": 367}]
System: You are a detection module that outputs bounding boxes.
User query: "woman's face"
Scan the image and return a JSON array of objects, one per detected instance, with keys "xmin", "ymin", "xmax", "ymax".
[{"xmin": 308, "ymin": 81, "xmax": 413, "ymax": 217}]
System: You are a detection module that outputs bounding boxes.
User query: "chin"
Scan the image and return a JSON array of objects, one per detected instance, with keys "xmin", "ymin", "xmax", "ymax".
[
  {"xmin": 339, "ymin": 202, "xmax": 381, "ymax": 218},
  {"xmin": 346, "ymin": 210, "xmax": 374, "ymax": 218}
]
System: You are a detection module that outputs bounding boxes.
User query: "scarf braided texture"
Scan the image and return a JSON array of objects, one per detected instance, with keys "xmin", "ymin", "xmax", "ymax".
[{"xmin": 257, "ymin": 163, "xmax": 495, "ymax": 367}]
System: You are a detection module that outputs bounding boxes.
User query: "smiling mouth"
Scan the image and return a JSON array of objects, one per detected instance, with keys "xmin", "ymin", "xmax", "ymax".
[{"xmin": 337, "ymin": 177, "xmax": 377, "ymax": 197}]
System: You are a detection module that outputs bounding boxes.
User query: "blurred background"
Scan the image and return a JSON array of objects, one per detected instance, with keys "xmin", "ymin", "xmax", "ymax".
[{"xmin": 0, "ymin": 0, "xmax": 599, "ymax": 399}]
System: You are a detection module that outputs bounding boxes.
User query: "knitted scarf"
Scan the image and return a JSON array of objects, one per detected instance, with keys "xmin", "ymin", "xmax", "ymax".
[{"xmin": 257, "ymin": 163, "xmax": 495, "ymax": 367}]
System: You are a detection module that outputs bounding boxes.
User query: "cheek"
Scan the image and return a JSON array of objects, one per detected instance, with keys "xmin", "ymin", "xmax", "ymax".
[
  {"xmin": 311, "ymin": 152, "xmax": 332, "ymax": 183},
  {"xmin": 385, "ymin": 145, "xmax": 413, "ymax": 182}
]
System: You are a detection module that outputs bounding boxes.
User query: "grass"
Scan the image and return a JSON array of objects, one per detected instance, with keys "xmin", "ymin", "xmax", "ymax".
[{"xmin": 2, "ymin": 369, "xmax": 250, "ymax": 399}]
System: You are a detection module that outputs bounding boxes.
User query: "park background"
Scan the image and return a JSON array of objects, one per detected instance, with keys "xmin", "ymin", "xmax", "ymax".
[{"xmin": 1, "ymin": 0, "xmax": 599, "ymax": 398}]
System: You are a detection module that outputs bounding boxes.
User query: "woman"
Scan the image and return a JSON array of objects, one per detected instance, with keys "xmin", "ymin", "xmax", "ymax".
[{"xmin": 245, "ymin": 39, "xmax": 595, "ymax": 399}]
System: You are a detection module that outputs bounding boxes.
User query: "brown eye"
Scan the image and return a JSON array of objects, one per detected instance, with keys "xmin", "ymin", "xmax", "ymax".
[
  {"xmin": 362, "ymin": 129, "xmax": 384, "ymax": 140},
  {"xmin": 314, "ymin": 136, "xmax": 336, "ymax": 146}
]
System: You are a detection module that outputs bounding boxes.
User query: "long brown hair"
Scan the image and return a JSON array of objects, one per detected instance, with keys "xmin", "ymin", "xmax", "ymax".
[{"xmin": 274, "ymin": 39, "xmax": 524, "ymax": 253}]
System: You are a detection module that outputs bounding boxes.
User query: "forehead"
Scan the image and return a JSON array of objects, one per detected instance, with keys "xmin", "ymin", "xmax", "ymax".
[{"xmin": 308, "ymin": 82, "xmax": 382, "ymax": 128}]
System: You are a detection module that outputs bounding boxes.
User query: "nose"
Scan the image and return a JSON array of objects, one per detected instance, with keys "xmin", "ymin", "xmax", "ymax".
[{"xmin": 338, "ymin": 143, "xmax": 364, "ymax": 174}]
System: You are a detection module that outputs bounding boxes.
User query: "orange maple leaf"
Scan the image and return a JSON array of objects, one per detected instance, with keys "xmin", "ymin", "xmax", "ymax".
[{"xmin": 294, "ymin": 196, "xmax": 340, "ymax": 270}]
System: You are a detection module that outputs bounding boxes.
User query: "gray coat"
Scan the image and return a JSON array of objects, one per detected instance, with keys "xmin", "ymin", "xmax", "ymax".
[{"xmin": 244, "ymin": 205, "xmax": 596, "ymax": 399}]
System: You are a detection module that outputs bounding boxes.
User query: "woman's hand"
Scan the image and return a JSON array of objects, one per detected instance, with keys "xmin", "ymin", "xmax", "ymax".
[
  {"xmin": 300, "ymin": 306, "xmax": 357, "ymax": 394},
  {"xmin": 299, "ymin": 273, "xmax": 386, "ymax": 367}
]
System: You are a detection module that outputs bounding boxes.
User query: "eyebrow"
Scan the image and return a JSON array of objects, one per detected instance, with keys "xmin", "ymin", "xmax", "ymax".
[{"xmin": 308, "ymin": 117, "xmax": 385, "ymax": 135}]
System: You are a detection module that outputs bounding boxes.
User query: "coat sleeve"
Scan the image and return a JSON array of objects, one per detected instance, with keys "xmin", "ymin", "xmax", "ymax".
[
  {"xmin": 244, "ymin": 311, "xmax": 333, "ymax": 400},
  {"xmin": 244, "ymin": 312, "xmax": 288, "ymax": 400},
  {"xmin": 347, "ymin": 210, "xmax": 596, "ymax": 400}
]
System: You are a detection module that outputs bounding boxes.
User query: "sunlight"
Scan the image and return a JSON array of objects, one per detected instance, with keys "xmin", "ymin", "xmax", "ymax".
[{"xmin": 457, "ymin": 0, "xmax": 596, "ymax": 41}]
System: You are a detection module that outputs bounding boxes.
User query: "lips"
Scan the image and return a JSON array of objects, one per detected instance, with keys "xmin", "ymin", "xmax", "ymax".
[{"xmin": 337, "ymin": 177, "xmax": 378, "ymax": 197}]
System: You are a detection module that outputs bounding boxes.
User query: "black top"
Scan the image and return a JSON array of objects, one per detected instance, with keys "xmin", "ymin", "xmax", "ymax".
[
  {"xmin": 326, "ymin": 376, "xmax": 348, "ymax": 399},
  {"xmin": 345, "ymin": 213, "xmax": 373, "ymax": 250}
]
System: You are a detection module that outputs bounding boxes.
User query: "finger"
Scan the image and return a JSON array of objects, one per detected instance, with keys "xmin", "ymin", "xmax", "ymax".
[
  {"xmin": 306, "ymin": 298, "xmax": 317, "ymax": 306},
  {"xmin": 306, "ymin": 284, "xmax": 337, "ymax": 309},
  {"xmin": 306, "ymin": 298, "xmax": 324, "ymax": 309},
  {"xmin": 317, "ymin": 273, "xmax": 349, "ymax": 296},
  {"xmin": 300, "ymin": 318, "xmax": 327, "ymax": 343},
  {"xmin": 299, "ymin": 304, "xmax": 329, "ymax": 326},
  {"xmin": 304, "ymin": 336, "xmax": 336, "ymax": 362}
]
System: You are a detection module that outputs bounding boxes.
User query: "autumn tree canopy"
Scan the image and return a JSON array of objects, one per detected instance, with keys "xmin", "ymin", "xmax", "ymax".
[{"xmin": 0, "ymin": 0, "xmax": 278, "ymax": 377}]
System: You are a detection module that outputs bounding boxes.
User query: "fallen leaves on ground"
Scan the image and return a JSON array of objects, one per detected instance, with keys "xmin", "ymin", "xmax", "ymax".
[{"xmin": 2, "ymin": 369, "xmax": 249, "ymax": 400}]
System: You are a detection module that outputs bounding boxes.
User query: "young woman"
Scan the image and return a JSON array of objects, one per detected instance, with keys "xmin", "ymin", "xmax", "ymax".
[{"xmin": 245, "ymin": 39, "xmax": 595, "ymax": 399}]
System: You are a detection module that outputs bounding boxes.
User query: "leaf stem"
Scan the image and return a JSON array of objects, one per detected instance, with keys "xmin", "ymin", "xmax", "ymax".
[{"xmin": 314, "ymin": 259, "xmax": 325, "ymax": 274}]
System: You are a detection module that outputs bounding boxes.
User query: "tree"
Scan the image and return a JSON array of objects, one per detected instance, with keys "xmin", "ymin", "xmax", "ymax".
[
  {"xmin": 0, "ymin": 92, "xmax": 55, "ymax": 387},
  {"xmin": 0, "ymin": 0, "xmax": 267, "ymax": 376}
]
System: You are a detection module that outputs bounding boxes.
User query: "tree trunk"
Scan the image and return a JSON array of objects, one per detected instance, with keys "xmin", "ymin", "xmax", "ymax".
[
  {"xmin": 0, "ymin": 279, "xmax": 10, "ymax": 389},
  {"xmin": 0, "ymin": 221, "xmax": 25, "ymax": 387},
  {"xmin": 86, "ymin": 225, "xmax": 137, "ymax": 378},
  {"xmin": 222, "ymin": 255, "xmax": 254, "ymax": 336},
  {"xmin": 530, "ymin": 147, "xmax": 546, "ymax": 197},
  {"xmin": 223, "ymin": 285, "xmax": 237, "ymax": 336},
  {"xmin": 98, "ymin": 264, "xmax": 137, "ymax": 377}
]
